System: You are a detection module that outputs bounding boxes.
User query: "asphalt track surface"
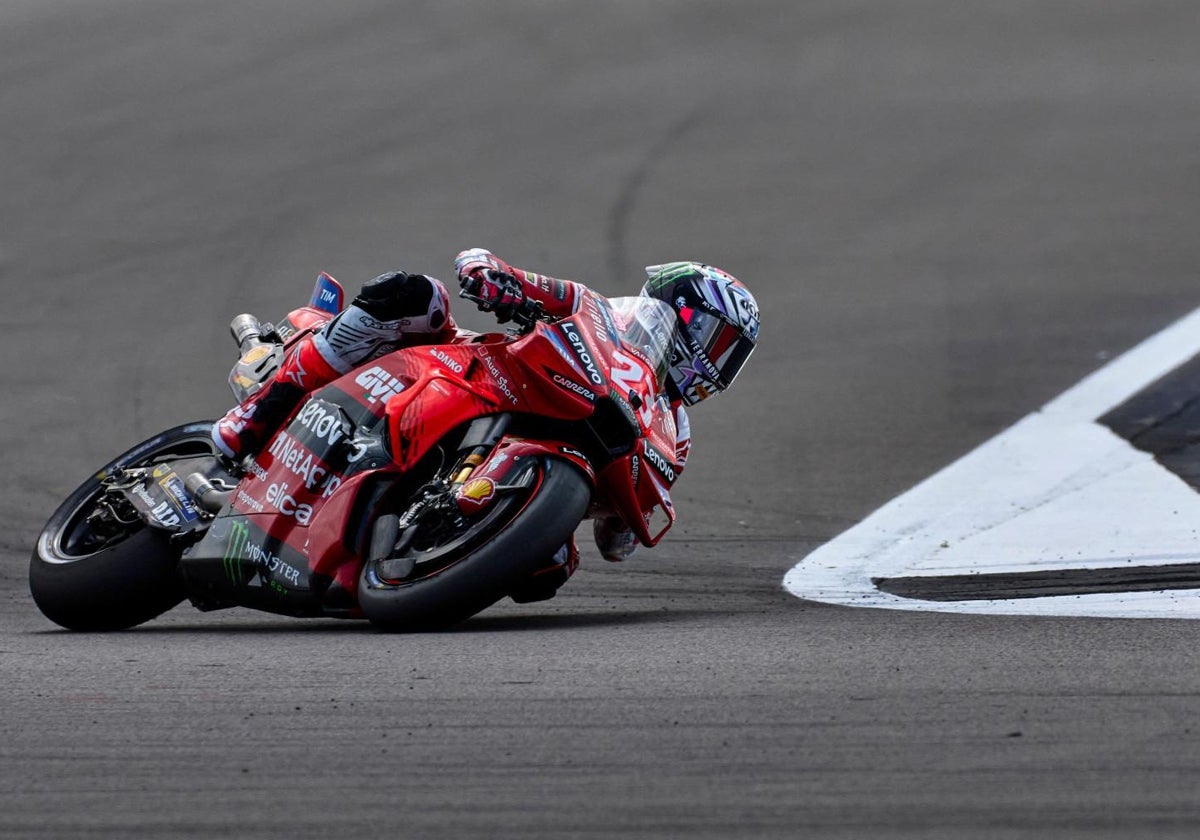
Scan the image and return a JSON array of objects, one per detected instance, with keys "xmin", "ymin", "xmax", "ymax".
[{"xmin": 4, "ymin": 2, "xmax": 1200, "ymax": 838}]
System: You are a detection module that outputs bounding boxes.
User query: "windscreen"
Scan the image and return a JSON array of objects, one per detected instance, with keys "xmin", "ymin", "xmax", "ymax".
[{"xmin": 608, "ymin": 296, "xmax": 677, "ymax": 390}]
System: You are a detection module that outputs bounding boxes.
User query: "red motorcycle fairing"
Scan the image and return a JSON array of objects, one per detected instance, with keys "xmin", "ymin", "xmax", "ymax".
[
  {"xmin": 181, "ymin": 513, "xmax": 330, "ymax": 616},
  {"xmin": 179, "ymin": 380, "xmax": 392, "ymax": 615},
  {"xmin": 446, "ymin": 427, "xmax": 676, "ymax": 544},
  {"xmin": 454, "ymin": 437, "xmax": 596, "ymax": 517},
  {"xmin": 383, "ymin": 337, "xmax": 597, "ymax": 472},
  {"xmin": 180, "ymin": 292, "xmax": 682, "ymax": 617},
  {"xmin": 594, "ymin": 447, "xmax": 677, "ymax": 547}
]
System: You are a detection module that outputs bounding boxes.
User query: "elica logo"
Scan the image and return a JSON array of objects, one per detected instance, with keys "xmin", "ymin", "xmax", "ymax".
[
  {"xmin": 354, "ymin": 366, "xmax": 405, "ymax": 405},
  {"xmin": 429, "ymin": 348, "xmax": 465, "ymax": 375},
  {"xmin": 265, "ymin": 481, "xmax": 314, "ymax": 525}
]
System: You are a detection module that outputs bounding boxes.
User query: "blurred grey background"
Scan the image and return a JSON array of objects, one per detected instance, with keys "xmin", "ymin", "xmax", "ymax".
[{"xmin": 3, "ymin": 2, "xmax": 1200, "ymax": 838}]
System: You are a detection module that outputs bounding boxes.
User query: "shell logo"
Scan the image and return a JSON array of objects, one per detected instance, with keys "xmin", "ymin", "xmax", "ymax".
[{"xmin": 458, "ymin": 477, "xmax": 497, "ymax": 508}]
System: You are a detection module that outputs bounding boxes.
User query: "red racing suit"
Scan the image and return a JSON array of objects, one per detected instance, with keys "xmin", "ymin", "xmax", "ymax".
[
  {"xmin": 213, "ymin": 252, "xmax": 691, "ymax": 599},
  {"xmin": 453, "ymin": 248, "xmax": 693, "ymax": 482}
]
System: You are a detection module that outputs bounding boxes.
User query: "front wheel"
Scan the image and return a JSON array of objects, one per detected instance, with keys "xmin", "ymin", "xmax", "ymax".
[
  {"xmin": 29, "ymin": 422, "xmax": 218, "ymax": 631},
  {"xmin": 358, "ymin": 457, "xmax": 592, "ymax": 631}
]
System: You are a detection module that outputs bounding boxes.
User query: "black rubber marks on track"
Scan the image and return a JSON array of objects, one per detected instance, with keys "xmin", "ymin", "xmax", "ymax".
[
  {"xmin": 874, "ymin": 563, "xmax": 1200, "ymax": 601},
  {"xmin": 873, "ymin": 351, "xmax": 1200, "ymax": 602}
]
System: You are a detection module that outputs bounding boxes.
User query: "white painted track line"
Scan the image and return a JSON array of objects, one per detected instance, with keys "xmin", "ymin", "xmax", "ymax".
[{"xmin": 785, "ymin": 306, "xmax": 1200, "ymax": 619}]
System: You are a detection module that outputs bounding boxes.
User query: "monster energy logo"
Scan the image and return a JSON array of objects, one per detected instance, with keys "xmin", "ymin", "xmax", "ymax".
[
  {"xmin": 221, "ymin": 519, "xmax": 302, "ymax": 589},
  {"xmin": 645, "ymin": 262, "xmax": 694, "ymax": 291},
  {"xmin": 222, "ymin": 520, "xmax": 251, "ymax": 584}
]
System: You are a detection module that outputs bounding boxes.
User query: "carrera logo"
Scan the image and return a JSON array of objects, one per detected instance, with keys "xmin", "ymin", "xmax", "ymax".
[
  {"xmin": 561, "ymin": 323, "xmax": 604, "ymax": 387},
  {"xmin": 354, "ymin": 365, "xmax": 406, "ymax": 405},
  {"xmin": 552, "ymin": 373, "xmax": 596, "ymax": 402}
]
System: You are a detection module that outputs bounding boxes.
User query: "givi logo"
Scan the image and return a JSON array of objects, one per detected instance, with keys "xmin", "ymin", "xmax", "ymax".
[{"xmin": 355, "ymin": 366, "xmax": 405, "ymax": 405}]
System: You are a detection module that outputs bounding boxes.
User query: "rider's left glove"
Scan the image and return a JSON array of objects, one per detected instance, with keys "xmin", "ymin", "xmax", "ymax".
[{"xmin": 458, "ymin": 266, "xmax": 525, "ymax": 323}]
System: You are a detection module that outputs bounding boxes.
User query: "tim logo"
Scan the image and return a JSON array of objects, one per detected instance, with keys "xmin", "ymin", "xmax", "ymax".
[{"xmin": 311, "ymin": 273, "xmax": 344, "ymax": 314}]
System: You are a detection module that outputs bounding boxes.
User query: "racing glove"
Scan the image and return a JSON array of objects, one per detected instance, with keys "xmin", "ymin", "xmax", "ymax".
[{"xmin": 456, "ymin": 249, "xmax": 526, "ymax": 323}]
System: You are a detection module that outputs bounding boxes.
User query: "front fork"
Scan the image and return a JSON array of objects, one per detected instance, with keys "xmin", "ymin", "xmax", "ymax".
[
  {"xmin": 367, "ymin": 414, "xmax": 517, "ymax": 575},
  {"xmin": 447, "ymin": 414, "xmax": 513, "ymax": 493},
  {"xmin": 366, "ymin": 414, "xmax": 597, "ymax": 575}
]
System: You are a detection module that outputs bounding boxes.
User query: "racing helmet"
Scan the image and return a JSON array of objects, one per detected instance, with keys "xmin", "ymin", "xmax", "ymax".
[{"xmin": 641, "ymin": 262, "xmax": 759, "ymax": 405}]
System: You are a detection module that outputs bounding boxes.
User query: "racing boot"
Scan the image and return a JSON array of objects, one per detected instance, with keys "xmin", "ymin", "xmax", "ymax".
[
  {"xmin": 509, "ymin": 536, "xmax": 580, "ymax": 603},
  {"xmin": 593, "ymin": 516, "xmax": 639, "ymax": 562},
  {"xmin": 212, "ymin": 272, "xmax": 448, "ymax": 460},
  {"xmin": 211, "ymin": 336, "xmax": 340, "ymax": 460}
]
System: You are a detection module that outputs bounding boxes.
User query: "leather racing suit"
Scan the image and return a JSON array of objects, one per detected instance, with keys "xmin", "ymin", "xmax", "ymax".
[{"xmin": 211, "ymin": 250, "xmax": 691, "ymax": 600}]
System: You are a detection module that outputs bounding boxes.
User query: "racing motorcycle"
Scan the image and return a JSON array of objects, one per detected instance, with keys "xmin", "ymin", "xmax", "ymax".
[{"xmin": 30, "ymin": 274, "xmax": 682, "ymax": 631}]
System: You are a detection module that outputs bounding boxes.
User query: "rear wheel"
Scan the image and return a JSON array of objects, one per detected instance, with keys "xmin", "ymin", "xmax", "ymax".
[
  {"xmin": 358, "ymin": 456, "xmax": 592, "ymax": 631},
  {"xmin": 29, "ymin": 422, "xmax": 218, "ymax": 631}
]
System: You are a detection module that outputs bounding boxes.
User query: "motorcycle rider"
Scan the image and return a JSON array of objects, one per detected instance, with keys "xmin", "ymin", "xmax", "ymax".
[{"xmin": 212, "ymin": 249, "xmax": 760, "ymax": 600}]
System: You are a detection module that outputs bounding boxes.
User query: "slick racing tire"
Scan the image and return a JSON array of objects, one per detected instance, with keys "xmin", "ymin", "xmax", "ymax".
[
  {"xmin": 358, "ymin": 456, "xmax": 592, "ymax": 631},
  {"xmin": 29, "ymin": 422, "xmax": 217, "ymax": 631}
]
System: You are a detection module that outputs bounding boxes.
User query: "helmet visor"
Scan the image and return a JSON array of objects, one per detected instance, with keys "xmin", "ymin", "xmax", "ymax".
[{"xmin": 681, "ymin": 308, "xmax": 756, "ymax": 388}]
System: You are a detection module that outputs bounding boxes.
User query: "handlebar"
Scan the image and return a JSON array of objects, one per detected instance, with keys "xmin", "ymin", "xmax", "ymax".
[{"xmin": 457, "ymin": 287, "xmax": 548, "ymax": 333}]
